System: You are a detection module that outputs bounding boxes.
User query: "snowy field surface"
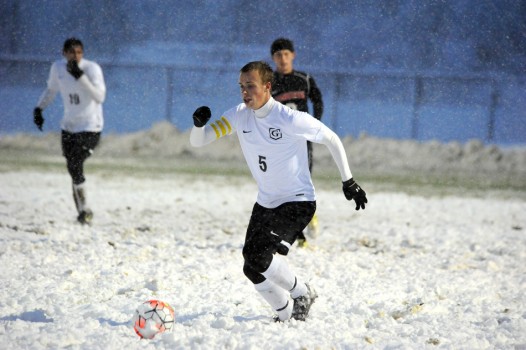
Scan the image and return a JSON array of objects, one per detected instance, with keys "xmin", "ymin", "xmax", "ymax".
[{"xmin": 1, "ymin": 125, "xmax": 525, "ymax": 349}]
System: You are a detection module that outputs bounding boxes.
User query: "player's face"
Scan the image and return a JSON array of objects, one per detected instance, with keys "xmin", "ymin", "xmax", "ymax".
[
  {"xmin": 239, "ymin": 70, "xmax": 271, "ymax": 110},
  {"xmin": 64, "ymin": 45, "xmax": 84, "ymax": 63},
  {"xmin": 272, "ymin": 49, "xmax": 295, "ymax": 74}
]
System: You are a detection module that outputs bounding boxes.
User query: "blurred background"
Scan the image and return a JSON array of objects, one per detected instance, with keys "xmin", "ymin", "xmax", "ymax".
[{"xmin": 1, "ymin": 0, "xmax": 525, "ymax": 145}]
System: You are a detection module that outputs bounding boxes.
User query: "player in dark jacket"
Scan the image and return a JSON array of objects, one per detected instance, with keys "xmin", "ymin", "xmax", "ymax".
[{"xmin": 271, "ymin": 38, "xmax": 324, "ymax": 247}]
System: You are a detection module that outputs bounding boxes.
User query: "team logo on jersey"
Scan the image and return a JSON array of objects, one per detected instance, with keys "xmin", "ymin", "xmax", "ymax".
[{"xmin": 269, "ymin": 128, "xmax": 282, "ymax": 140}]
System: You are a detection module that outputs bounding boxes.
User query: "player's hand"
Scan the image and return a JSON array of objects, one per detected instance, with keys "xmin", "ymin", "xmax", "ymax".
[
  {"xmin": 193, "ymin": 106, "xmax": 211, "ymax": 127},
  {"xmin": 33, "ymin": 107, "xmax": 44, "ymax": 131},
  {"xmin": 342, "ymin": 178, "xmax": 367, "ymax": 210},
  {"xmin": 67, "ymin": 59, "xmax": 84, "ymax": 79}
]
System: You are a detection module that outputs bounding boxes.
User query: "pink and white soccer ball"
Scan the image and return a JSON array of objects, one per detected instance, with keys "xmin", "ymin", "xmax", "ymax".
[{"xmin": 132, "ymin": 300, "xmax": 175, "ymax": 339}]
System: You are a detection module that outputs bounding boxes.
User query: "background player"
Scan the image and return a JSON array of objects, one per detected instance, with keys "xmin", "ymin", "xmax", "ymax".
[
  {"xmin": 271, "ymin": 37, "xmax": 324, "ymax": 246},
  {"xmin": 33, "ymin": 37, "xmax": 106, "ymax": 224}
]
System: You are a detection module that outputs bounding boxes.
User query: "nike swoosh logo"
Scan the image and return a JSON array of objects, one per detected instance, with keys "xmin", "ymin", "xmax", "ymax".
[
  {"xmin": 243, "ymin": 130, "xmax": 252, "ymax": 133},
  {"xmin": 270, "ymin": 231, "xmax": 279, "ymax": 236}
]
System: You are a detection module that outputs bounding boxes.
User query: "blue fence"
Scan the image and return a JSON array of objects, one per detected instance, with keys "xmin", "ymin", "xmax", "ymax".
[{"xmin": 1, "ymin": 57, "xmax": 524, "ymax": 145}]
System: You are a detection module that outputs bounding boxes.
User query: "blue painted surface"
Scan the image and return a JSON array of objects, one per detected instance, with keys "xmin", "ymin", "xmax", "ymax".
[{"xmin": 1, "ymin": 0, "xmax": 524, "ymax": 144}]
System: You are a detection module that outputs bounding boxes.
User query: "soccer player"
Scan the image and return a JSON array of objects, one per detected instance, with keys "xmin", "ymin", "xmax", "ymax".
[
  {"xmin": 190, "ymin": 61, "xmax": 367, "ymax": 322},
  {"xmin": 271, "ymin": 38, "xmax": 324, "ymax": 246},
  {"xmin": 33, "ymin": 38, "xmax": 106, "ymax": 224}
]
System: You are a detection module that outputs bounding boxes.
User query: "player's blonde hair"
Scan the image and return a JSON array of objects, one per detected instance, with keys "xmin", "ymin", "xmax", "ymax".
[{"xmin": 240, "ymin": 61, "xmax": 274, "ymax": 85}]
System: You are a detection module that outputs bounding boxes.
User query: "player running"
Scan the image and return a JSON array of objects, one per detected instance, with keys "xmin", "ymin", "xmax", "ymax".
[
  {"xmin": 190, "ymin": 61, "xmax": 367, "ymax": 322},
  {"xmin": 33, "ymin": 38, "xmax": 106, "ymax": 224}
]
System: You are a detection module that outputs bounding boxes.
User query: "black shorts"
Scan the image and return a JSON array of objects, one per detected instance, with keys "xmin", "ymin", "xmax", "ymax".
[
  {"xmin": 61, "ymin": 130, "xmax": 101, "ymax": 161},
  {"xmin": 242, "ymin": 201, "xmax": 316, "ymax": 273}
]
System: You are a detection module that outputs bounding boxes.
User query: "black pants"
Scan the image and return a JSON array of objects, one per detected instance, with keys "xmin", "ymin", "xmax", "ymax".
[
  {"xmin": 242, "ymin": 201, "xmax": 316, "ymax": 284},
  {"xmin": 61, "ymin": 130, "xmax": 101, "ymax": 185}
]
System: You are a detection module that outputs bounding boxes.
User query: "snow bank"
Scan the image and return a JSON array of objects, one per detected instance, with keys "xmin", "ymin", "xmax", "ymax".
[{"xmin": 2, "ymin": 121, "xmax": 525, "ymax": 182}]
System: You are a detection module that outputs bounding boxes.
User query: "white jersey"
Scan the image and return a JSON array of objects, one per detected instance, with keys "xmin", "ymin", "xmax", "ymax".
[
  {"xmin": 190, "ymin": 97, "xmax": 352, "ymax": 208},
  {"xmin": 37, "ymin": 58, "xmax": 106, "ymax": 133},
  {"xmin": 226, "ymin": 98, "xmax": 320, "ymax": 207},
  {"xmin": 190, "ymin": 97, "xmax": 353, "ymax": 209}
]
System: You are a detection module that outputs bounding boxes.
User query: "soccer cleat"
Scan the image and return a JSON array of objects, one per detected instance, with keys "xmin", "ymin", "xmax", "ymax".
[
  {"xmin": 77, "ymin": 209, "xmax": 93, "ymax": 225},
  {"xmin": 292, "ymin": 283, "xmax": 318, "ymax": 321},
  {"xmin": 306, "ymin": 213, "xmax": 319, "ymax": 239}
]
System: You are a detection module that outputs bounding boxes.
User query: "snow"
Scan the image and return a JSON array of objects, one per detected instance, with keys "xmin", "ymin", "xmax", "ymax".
[{"xmin": 1, "ymin": 124, "xmax": 525, "ymax": 349}]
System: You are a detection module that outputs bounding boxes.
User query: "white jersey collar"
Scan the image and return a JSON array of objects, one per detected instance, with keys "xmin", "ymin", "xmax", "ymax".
[{"xmin": 254, "ymin": 97, "xmax": 275, "ymax": 119}]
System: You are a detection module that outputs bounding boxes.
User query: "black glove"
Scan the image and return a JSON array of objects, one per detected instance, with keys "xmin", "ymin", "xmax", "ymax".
[
  {"xmin": 33, "ymin": 107, "xmax": 44, "ymax": 131},
  {"xmin": 193, "ymin": 106, "xmax": 211, "ymax": 127},
  {"xmin": 67, "ymin": 59, "xmax": 84, "ymax": 79},
  {"xmin": 342, "ymin": 178, "xmax": 368, "ymax": 210}
]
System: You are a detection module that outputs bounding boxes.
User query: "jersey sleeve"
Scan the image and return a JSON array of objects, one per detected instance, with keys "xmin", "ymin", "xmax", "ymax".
[
  {"xmin": 36, "ymin": 62, "xmax": 59, "ymax": 109},
  {"xmin": 313, "ymin": 123, "xmax": 353, "ymax": 181},
  {"xmin": 79, "ymin": 62, "xmax": 106, "ymax": 103},
  {"xmin": 48, "ymin": 62, "xmax": 60, "ymax": 91},
  {"xmin": 289, "ymin": 110, "xmax": 324, "ymax": 142}
]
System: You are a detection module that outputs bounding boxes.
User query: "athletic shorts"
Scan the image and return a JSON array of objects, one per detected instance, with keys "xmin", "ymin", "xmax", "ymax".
[
  {"xmin": 243, "ymin": 201, "xmax": 316, "ymax": 259},
  {"xmin": 61, "ymin": 130, "xmax": 101, "ymax": 161}
]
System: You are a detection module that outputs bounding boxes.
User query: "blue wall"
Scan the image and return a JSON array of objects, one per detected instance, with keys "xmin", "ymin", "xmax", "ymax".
[{"xmin": 1, "ymin": 0, "xmax": 525, "ymax": 144}]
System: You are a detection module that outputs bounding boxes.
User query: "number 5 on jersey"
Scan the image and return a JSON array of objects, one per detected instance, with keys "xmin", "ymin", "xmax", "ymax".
[{"xmin": 259, "ymin": 155, "xmax": 267, "ymax": 172}]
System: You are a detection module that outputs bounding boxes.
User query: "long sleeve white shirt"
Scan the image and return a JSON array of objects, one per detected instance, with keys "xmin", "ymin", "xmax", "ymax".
[
  {"xmin": 37, "ymin": 58, "xmax": 106, "ymax": 132},
  {"xmin": 190, "ymin": 97, "xmax": 352, "ymax": 208}
]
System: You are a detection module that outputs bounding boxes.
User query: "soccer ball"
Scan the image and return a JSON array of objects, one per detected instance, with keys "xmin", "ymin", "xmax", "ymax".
[{"xmin": 132, "ymin": 300, "xmax": 175, "ymax": 339}]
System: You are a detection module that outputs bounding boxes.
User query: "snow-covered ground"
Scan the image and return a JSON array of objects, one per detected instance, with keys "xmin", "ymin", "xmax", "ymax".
[{"xmin": 0, "ymin": 126, "xmax": 525, "ymax": 349}]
